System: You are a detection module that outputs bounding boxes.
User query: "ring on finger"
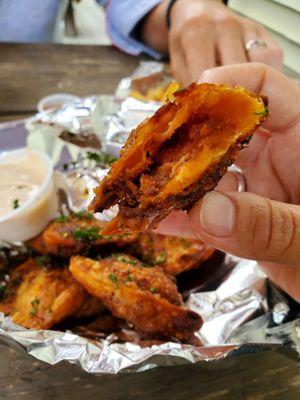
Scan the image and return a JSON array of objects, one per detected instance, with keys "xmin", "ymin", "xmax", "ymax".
[
  {"xmin": 245, "ymin": 38, "xmax": 267, "ymax": 52},
  {"xmin": 228, "ymin": 165, "xmax": 247, "ymax": 192}
]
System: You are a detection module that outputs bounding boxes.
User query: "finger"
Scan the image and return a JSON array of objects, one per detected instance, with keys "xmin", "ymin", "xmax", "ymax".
[
  {"xmin": 198, "ymin": 63, "xmax": 300, "ymax": 132},
  {"xmin": 155, "ymin": 210, "xmax": 195, "ymax": 238},
  {"xmin": 256, "ymin": 26, "xmax": 284, "ymax": 70},
  {"xmin": 215, "ymin": 171, "xmax": 242, "ymax": 192},
  {"xmin": 189, "ymin": 191, "xmax": 300, "ymax": 265},
  {"xmin": 180, "ymin": 15, "xmax": 216, "ymax": 83},
  {"xmin": 260, "ymin": 262, "xmax": 300, "ymax": 302},
  {"xmin": 216, "ymin": 16, "xmax": 247, "ymax": 65},
  {"xmin": 169, "ymin": 31, "xmax": 190, "ymax": 87},
  {"xmin": 244, "ymin": 24, "xmax": 283, "ymax": 70}
]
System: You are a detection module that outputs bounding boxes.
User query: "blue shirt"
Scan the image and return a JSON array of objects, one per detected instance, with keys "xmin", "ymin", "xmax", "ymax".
[{"xmin": 0, "ymin": 0, "xmax": 162, "ymax": 58}]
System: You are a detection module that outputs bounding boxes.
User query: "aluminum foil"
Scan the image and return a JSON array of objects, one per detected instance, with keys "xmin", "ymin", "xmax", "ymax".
[
  {"xmin": 0, "ymin": 250, "xmax": 299, "ymax": 374},
  {"xmin": 25, "ymin": 61, "xmax": 168, "ymax": 159},
  {"xmin": 105, "ymin": 97, "xmax": 161, "ymax": 157}
]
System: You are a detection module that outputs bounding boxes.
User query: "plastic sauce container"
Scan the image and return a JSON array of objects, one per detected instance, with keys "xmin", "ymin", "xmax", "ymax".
[{"xmin": 0, "ymin": 148, "xmax": 57, "ymax": 241}]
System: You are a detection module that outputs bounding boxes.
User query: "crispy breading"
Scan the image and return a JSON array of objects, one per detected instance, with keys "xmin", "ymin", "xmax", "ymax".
[
  {"xmin": 73, "ymin": 296, "xmax": 105, "ymax": 319},
  {"xmin": 28, "ymin": 213, "xmax": 136, "ymax": 257},
  {"xmin": 89, "ymin": 83, "xmax": 268, "ymax": 233},
  {"xmin": 0, "ymin": 258, "xmax": 86, "ymax": 329},
  {"xmin": 69, "ymin": 255, "xmax": 202, "ymax": 341},
  {"xmin": 129, "ymin": 232, "xmax": 215, "ymax": 275}
]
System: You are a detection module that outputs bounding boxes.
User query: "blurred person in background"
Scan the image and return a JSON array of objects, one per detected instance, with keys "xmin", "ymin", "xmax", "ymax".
[
  {"xmin": 109, "ymin": 0, "xmax": 286, "ymax": 85},
  {"xmin": 1, "ymin": 0, "xmax": 295, "ymax": 85}
]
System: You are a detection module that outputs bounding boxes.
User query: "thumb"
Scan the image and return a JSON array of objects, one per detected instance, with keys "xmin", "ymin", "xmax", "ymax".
[{"xmin": 189, "ymin": 191, "xmax": 300, "ymax": 265}]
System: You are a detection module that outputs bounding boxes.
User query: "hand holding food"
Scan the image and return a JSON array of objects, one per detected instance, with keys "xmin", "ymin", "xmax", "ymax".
[
  {"xmin": 89, "ymin": 82, "xmax": 268, "ymax": 234},
  {"xmin": 157, "ymin": 63, "xmax": 300, "ymax": 302}
]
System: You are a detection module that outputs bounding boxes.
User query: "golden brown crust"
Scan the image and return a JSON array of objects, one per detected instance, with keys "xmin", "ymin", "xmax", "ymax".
[
  {"xmin": 27, "ymin": 214, "xmax": 137, "ymax": 257},
  {"xmin": 89, "ymin": 83, "xmax": 268, "ymax": 234},
  {"xmin": 128, "ymin": 232, "xmax": 214, "ymax": 275},
  {"xmin": 0, "ymin": 258, "xmax": 86, "ymax": 329},
  {"xmin": 69, "ymin": 255, "xmax": 202, "ymax": 341},
  {"xmin": 73, "ymin": 296, "xmax": 106, "ymax": 319}
]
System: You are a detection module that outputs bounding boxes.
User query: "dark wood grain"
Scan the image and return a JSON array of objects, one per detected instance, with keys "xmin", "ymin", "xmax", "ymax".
[
  {"xmin": 0, "ymin": 339, "xmax": 300, "ymax": 400},
  {"xmin": 0, "ymin": 43, "xmax": 139, "ymax": 120}
]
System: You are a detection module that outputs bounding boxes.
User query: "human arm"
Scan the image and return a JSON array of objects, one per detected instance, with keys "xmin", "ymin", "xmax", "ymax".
[{"xmin": 141, "ymin": 0, "xmax": 283, "ymax": 85}]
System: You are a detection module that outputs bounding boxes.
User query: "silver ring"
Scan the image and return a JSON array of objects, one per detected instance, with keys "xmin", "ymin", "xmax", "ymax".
[
  {"xmin": 228, "ymin": 165, "xmax": 247, "ymax": 193},
  {"xmin": 245, "ymin": 38, "xmax": 267, "ymax": 52}
]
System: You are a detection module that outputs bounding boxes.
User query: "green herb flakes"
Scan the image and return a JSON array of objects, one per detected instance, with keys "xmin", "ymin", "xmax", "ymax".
[
  {"xmin": 150, "ymin": 287, "xmax": 158, "ymax": 294},
  {"xmin": 36, "ymin": 255, "xmax": 51, "ymax": 266},
  {"xmin": 254, "ymin": 107, "xmax": 269, "ymax": 117},
  {"xmin": 112, "ymin": 254, "xmax": 137, "ymax": 265},
  {"xmin": 0, "ymin": 283, "xmax": 7, "ymax": 297},
  {"xmin": 30, "ymin": 298, "xmax": 40, "ymax": 316},
  {"xmin": 109, "ymin": 273, "xmax": 119, "ymax": 288},
  {"xmin": 55, "ymin": 215, "xmax": 69, "ymax": 223},
  {"xmin": 12, "ymin": 199, "xmax": 20, "ymax": 209},
  {"xmin": 73, "ymin": 227, "xmax": 101, "ymax": 243},
  {"xmin": 85, "ymin": 151, "xmax": 116, "ymax": 167},
  {"xmin": 73, "ymin": 211, "xmax": 94, "ymax": 220},
  {"xmin": 155, "ymin": 252, "xmax": 167, "ymax": 264}
]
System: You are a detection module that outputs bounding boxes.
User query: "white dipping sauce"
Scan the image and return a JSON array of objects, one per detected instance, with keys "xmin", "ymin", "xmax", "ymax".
[
  {"xmin": 0, "ymin": 148, "xmax": 57, "ymax": 241},
  {"xmin": 0, "ymin": 161, "xmax": 43, "ymax": 218}
]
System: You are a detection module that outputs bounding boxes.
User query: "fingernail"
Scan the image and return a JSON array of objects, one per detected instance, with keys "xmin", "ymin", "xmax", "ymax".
[{"xmin": 200, "ymin": 192, "xmax": 235, "ymax": 237}]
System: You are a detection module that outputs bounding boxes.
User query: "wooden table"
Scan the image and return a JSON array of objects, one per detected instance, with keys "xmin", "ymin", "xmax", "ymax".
[
  {"xmin": 0, "ymin": 43, "xmax": 139, "ymax": 122},
  {"xmin": 0, "ymin": 43, "xmax": 300, "ymax": 400}
]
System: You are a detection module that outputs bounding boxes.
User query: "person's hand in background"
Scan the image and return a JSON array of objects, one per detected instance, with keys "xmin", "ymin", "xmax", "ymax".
[
  {"xmin": 141, "ymin": 0, "xmax": 283, "ymax": 86},
  {"xmin": 156, "ymin": 63, "xmax": 300, "ymax": 302}
]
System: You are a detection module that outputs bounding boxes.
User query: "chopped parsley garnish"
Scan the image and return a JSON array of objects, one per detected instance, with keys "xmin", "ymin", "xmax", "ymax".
[
  {"xmin": 109, "ymin": 273, "xmax": 119, "ymax": 288},
  {"xmin": 125, "ymin": 275, "xmax": 133, "ymax": 282},
  {"xmin": 85, "ymin": 151, "xmax": 116, "ymax": 167},
  {"xmin": 140, "ymin": 262, "xmax": 152, "ymax": 268},
  {"xmin": 12, "ymin": 199, "xmax": 20, "ymax": 209},
  {"xmin": 55, "ymin": 215, "xmax": 69, "ymax": 223},
  {"xmin": 73, "ymin": 211, "xmax": 94, "ymax": 220},
  {"xmin": 73, "ymin": 227, "xmax": 101, "ymax": 243},
  {"xmin": 63, "ymin": 161, "xmax": 78, "ymax": 171},
  {"xmin": 254, "ymin": 107, "xmax": 269, "ymax": 117},
  {"xmin": 0, "ymin": 283, "xmax": 7, "ymax": 297},
  {"xmin": 36, "ymin": 255, "xmax": 51, "ymax": 266},
  {"xmin": 112, "ymin": 254, "xmax": 137, "ymax": 265},
  {"xmin": 155, "ymin": 252, "xmax": 167, "ymax": 264},
  {"xmin": 150, "ymin": 287, "xmax": 158, "ymax": 294},
  {"xmin": 30, "ymin": 298, "xmax": 40, "ymax": 316}
]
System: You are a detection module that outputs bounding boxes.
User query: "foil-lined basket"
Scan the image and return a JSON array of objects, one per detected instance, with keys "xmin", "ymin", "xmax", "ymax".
[{"xmin": 0, "ymin": 61, "xmax": 300, "ymax": 375}]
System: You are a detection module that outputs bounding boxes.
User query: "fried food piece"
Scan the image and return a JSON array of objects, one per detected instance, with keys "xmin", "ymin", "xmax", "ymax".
[
  {"xmin": 28, "ymin": 213, "xmax": 136, "ymax": 257},
  {"xmin": 130, "ymin": 232, "xmax": 214, "ymax": 275},
  {"xmin": 89, "ymin": 83, "xmax": 268, "ymax": 233},
  {"xmin": 73, "ymin": 296, "xmax": 105, "ymax": 319},
  {"xmin": 0, "ymin": 258, "xmax": 86, "ymax": 329},
  {"xmin": 69, "ymin": 255, "xmax": 202, "ymax": 341}
]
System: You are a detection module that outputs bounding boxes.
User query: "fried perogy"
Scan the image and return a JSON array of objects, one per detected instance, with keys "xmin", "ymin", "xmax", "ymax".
[
  {"xmin": 73, "ymin": 296, "xmax": 105, "ymax": 319},
  {"xmin": 70, "ymin": 255, "xmax": 202, "ymax": 341},
  {"xmin": 89, "ymin": 83, "xmax": 268, "ymax": 233},
  {"xmin": 28, "ymin": 213, "xmax": 136, "ymax": 257},
  {"xmin": 0, "ymin": 258, "xmax": 87, "ymax": 329},
  {"xmin": 130, "ymin": 232, "xmax": 214, "ymax": 275}
]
